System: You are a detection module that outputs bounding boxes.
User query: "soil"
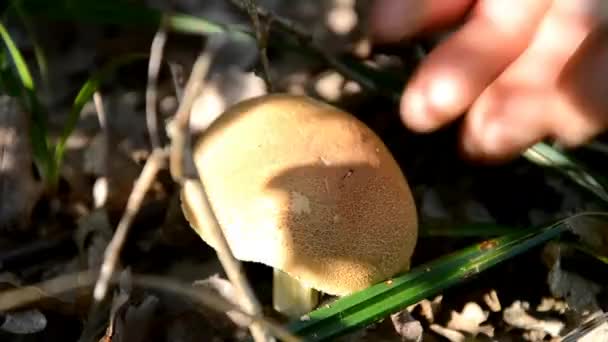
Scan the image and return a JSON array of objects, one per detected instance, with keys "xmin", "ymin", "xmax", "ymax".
[{"xmin": 1, "ymin": 1, "xmax": 608, "ymax": 341}]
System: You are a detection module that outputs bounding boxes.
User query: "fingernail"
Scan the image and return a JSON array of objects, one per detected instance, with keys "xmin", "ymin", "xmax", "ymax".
[
  {"xmin": 401, "ymin": 75, "xmax": 463, "ymax": 132},
  {"xmin": 460, "ymin": 111, "xmax": 497, "ymax": 159},
  {"xmin": 401, "ymin": 88, "xmax": 433, "ymax": 132},
  {"xmin": 427, "ymin": 76, "xmax": 461, "ymax": 114}
]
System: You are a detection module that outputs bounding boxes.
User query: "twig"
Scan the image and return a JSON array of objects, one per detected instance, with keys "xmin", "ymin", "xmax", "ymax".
[
  {"xmin": 92, "ymin": 91, "xmax": 109, "ymax": 208},
  {"xmin": 0, "ymin": 269, "xmax": 301, "ymax": 342},
  {"xmin": 167, "ymin": 62, "xmax": 186, "ymax": 101},
  {"xmin": 145, "ymin": 14, "xmax": 169, "ymax": 151},
  {"xmin": 227, "ymin": 0, "xmax": 405, "ymax": 101},
  {"xmin": 169, "ymin": 37, "xmax": 270, "ymax": 341},
  {"xmin": 169, "ymin": 37, "xmax": 221, "ymax": 182},
  {"xmin": 180, "ymin": 181, "xmax": 270, "ymax": 341},
  {"xmin": 93, "ymin": 92, "xmax": 107, "ymax": 130},
  {"xmin": 228, "ymin": 0, "xmax": 309, "ymax": 42},
  {"xmin": 230, "ymin": 0, "xmax": 274, "ymax": 91},
  {"xmin": 0, "ymin": 232, "xmax": 73, "ymax": 270},
  {"xmin": 93, "ymin": 148, "xmax": 167, "ymax": 302}
]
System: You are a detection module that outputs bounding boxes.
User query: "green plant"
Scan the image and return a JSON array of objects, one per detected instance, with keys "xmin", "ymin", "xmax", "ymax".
[
  {"xmin": 0, "ymin": 5, "xmax": 149, "ymax": 190},
  {"xmin": 10, "ymin": 1, "xmax": 608, "ymax": 340}
]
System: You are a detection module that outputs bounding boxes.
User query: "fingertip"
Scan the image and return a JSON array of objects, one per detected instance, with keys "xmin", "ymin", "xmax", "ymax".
[
  {"xmin": 458, "ymin": 117, "xmax": 528, "ymax": 165},
  {"xmin": 400, "ymin": 87, "xmax": 434, "ymax": 132},
  {"xmin": 460, "ymin": 118, "xmax": 525, "ymax": 162},
  {"xmin": 459, "ymin": 89, "xmax": 552, "ymax": 163},
  {"xmin": 400, "ymin": 68, "xmax": 472, "ymax": 133}
]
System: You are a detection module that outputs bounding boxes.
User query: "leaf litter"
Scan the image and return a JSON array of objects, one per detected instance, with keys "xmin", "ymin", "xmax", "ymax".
[{"xmin": 2, "ymin": 0, "xmax": 608, "ymax": 341}]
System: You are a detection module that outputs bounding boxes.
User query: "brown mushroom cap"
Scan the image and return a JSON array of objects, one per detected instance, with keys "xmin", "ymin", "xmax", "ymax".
[{"xmin": 181, "ymin": 93, "xmax": 418, "ymax": 296}]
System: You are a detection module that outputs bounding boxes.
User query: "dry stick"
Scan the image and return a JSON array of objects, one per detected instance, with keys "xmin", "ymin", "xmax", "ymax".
[
  {"xmin": 145, "ymin": 14, "xmax": 170, "ymax": 151},
  {"xmin": 93, "ymin": 92, "xmax": 108, "ymax": 130},
  {"xmin": 169, "ymin": 37, "xmax": 219, "ymax": 181},
  {"xmin": 167, "ymin": 62, "xmax": 186, "ymax": 101},
  {"xmin": 0, "ymin": 270, "xmax": 301, "ymax": 342},
  {"xmin": 230, "ymin": 0, "xmax": 302, "ymax": 82},
  {"xmin": 229, "ymin": 0, "xmax": 381, "ymax": 96},
  {"xmin": 228, "ymin": 0, "xmax": 308, "ymax": 44},
  {"xmin": 179, "ymin": 182, "xmax": 271, "ymax": 342},
  {"xmin": 169, "ymin": 39, "xmax": 271, "ymax": 342},
  {"xmin": 169, "ymin": 38, "xmax": 223, "ymax": 183},
  {"xmin": 92, "ymin": 91, "xmax": 109, "ymax": 208},
  {"xmin": 93, "ymin": 148, "xmax": 167, "ymax": 301},
  {"xmin": 230, "ymin": 0, "xmax": 274, "ymax": 91}
]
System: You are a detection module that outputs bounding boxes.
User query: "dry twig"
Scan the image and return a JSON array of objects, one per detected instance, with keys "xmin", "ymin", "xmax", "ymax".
[
  {"xmin": 167, "ymin": 62, "xmax": 186, "ymax": 101},
  {"xmin": 92, "ymin": 91, "xmax": 110, "ymax": 208},
  {"xmin": 93, "ymin": 148, "xmax": 167, "ymax": 301},
  {"xmin": 145, "ymin": 14, "xmax": 170, "ymax": 151},
  {"xmin": 93, "ymin": 92, "xmax": 108, "ymax": 130},
  {"xmin": 169, "ymin": 37, "xmax": 271, "ymax": 341},
  {"xmin": 169, "ymin": 37, "xmax": 220, "ymax": 181},
  {"xmin": 229, "ymin": 0, "xmax": 398, "ymax": 98},
  {"xmin": 180, "ymin": 181, "xmax": 270, "ymax": 341},
  {"xmin": 0, "ymin": 270, "xmax": 301, "ymax": 342},
  {"xmin": 230, "ymin": 0, "xmax": 274, "ymax": 91}
]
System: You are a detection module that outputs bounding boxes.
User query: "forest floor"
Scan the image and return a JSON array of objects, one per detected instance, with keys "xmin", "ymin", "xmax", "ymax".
[{"xmin": 1, "ymin": 1, "xmax": 608, "ymax": 341}]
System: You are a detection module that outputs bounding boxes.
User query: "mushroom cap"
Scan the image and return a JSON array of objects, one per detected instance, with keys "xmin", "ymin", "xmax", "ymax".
[{"xmin": 181, "ymin": 93, "xmax": 418, "ymax": 296}]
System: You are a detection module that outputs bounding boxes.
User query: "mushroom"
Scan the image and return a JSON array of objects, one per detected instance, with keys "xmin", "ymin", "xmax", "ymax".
[{"xmin": 181, "ymin": 93, "xmax": 418, "ymax": 318}]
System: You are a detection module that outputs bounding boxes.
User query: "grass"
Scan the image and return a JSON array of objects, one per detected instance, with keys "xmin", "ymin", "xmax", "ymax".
[
  {"xmin": 523, "ymin": 142, "xmax": 608, "ymax": 205},
  {"xmin": 1, "ymin": 4, "xmax": 151, "ymax": 189},
  {"xmin": 4, "ymin": 1, "xmax": 608, "ymax": 341},
  {"xmin": 0, "ymin": 18, "xmax": 51, "ymax": 181},
  {"xmin": 287, "ymin": 218, "xmax": 573, "ymax": 340},
  {"xmin": 54, "ymin": 53, "xmax": 150, "ymax": 178}
]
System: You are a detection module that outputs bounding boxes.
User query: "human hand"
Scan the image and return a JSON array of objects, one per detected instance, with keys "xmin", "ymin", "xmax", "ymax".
[{"xmin": 369, "ymin": 0, "xmax": 608, "ymax": 162}]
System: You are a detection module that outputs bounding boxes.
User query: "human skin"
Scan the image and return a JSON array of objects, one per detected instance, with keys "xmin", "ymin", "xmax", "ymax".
[{"xmin": 369, "ymin": 0, "xmax": 608, "ymax": 163}]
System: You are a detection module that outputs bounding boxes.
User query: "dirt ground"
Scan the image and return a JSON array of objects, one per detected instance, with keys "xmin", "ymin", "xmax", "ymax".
[{"xmin": 1, "ymin": 1, "xmax": 608, "ymax": 341}]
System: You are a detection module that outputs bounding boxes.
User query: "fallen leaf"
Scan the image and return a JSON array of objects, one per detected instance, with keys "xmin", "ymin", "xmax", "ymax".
[{"xmin": 1, "ymin": 309, "xmax": 47, "ymax": 334}]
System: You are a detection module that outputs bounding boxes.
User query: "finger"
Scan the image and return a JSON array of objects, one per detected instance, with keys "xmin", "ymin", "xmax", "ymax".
[
  {"xmin": 459, "ymin": 87, "xmax": 555, "ymax": 162},
  {"xmin": 400, "ymin": 0, "xmax": 552, "ymax": 133},
  {"xmin": 556, "ymin": 25, "xmax": 608, "ymax": 146},
  {"xmin": 460, "ymin": 0, "xmax": 608, "ymax": 160},
  {"xmin": 369, "ymin": 0, "xmax": 474, "ymax": 43},
  {"xmin": 460, "ymin": 78, "xmax": 608, "ymax": 163}
]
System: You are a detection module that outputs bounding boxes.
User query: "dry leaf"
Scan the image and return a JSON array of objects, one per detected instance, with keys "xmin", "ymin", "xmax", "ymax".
[
  {"xmin": 1, "ymin": 309, "xmax": 47, "ymax": 335},
  {"xmin": 0, "ymin": 95, "xmax": 41, "ymax": 233},
  {"xmin": 390, "ymin": 310, "xmax": 423, "ymax": 342},
  {"xmin": 503, "ymin": 301, "xmax": 564, "ymax": 338}
]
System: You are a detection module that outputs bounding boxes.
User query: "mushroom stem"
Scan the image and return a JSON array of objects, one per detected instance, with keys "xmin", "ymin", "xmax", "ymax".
[{"xmin": 272, "ymin": 268, "xmax": 319, "ymax": 318}]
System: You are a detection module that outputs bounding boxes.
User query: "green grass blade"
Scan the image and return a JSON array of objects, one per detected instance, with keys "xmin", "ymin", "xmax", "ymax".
[
  {"xmin": 569, "ymin": 242, "xmax": 608, "ymax": 265},
  {"xmin": 52, "ymin": 53, "xmax": 149, "ymax": 175},
  {"xmin": 20, "ymin": 1, "xmax": 608, "ymax": 206},
  {"xmin": 522, "ymin": 142, "xmax": 608, "ymax": 204},
  {"xmin": 0, "ymin": 20, "xmax": 33, "ymax": 89},
  {"xmin": 0, "ymin": 50, "xmax": 23, "ymax": 96},
  {"xmin": 287, "ymin": 219, "xmax": 572, "ymax": 341},
  {"xmin": 10, "ymin": 0, "xmax": 49, "ymax": 87},
  {"xmin": 0, "ymin": 18, "xmax": 50, "ymax": 179},
  {"xmin": 20, "ymin": 0, "xmax": 400, "ymax": 100},
  {"xmin": 420, "ymin": 223, "xmax": 521, "ymax": 238},
  {"xmin": 18, "ymin": 0, "xmax": 408, "ymax": 100},
  {"xmin": 20, "ymin": 0, "xmax": 252, "ymax": 42}
]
